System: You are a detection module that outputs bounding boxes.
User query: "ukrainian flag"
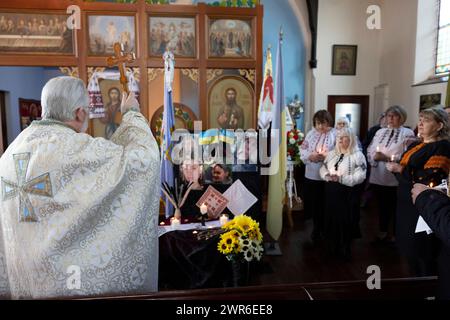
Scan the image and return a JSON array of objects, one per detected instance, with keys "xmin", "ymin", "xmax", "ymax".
[{"xmin": 199, "ymin": 129, "xmax": 236, "ymax": 145}]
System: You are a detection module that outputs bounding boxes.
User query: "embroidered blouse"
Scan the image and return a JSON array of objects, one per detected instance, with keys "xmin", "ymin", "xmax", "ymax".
[
  {"xmin": 320, "ymin": 149, "xmax": 367, "ymax": 187},
  {"xmin": 300, "ymin": 127, "xmax": 337, "ymax": 181},
  {"xmin": 367, "ymin": 126, "xmax": 415, "ymax": 186}
]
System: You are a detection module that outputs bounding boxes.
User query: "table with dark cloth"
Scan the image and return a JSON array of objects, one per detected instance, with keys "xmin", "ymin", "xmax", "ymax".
[{"xmin": 158, "ymin": 227, "xmax": 235, "ymax": 290}]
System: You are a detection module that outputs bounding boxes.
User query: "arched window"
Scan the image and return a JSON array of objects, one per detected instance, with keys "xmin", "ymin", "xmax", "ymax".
[{"xmin": 436, "ymin": 0, "xmax": 450, "ymax": 75}]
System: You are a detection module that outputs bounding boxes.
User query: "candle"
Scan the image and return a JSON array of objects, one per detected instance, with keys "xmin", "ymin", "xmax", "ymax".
[
  {"xmin": 376, "ymin": 145, "xmax": 380, "ymax": 152},
  {"xmin": 171, "ymin": 217, "xmax": 181, "ymax": 230},
  {"xmin": 200, "ymin": 203, "xmax": 208, "ymax": 215},
  {"xmin": 429, "ymin": 182, "xmax": 434, "ymax": 188},
  {"xmin": 220, "ymin": 214, "xmax": 229, "ymax": 226}
]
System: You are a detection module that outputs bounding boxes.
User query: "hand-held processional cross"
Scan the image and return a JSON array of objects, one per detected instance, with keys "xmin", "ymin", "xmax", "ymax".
[{"xmin": 106, "ymin": 42, "xmax": 136, "ymax": 94}]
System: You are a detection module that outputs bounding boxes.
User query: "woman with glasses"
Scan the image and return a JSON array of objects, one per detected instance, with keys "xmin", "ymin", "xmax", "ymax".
[
  {"xmin": 367, "ymin": 105, "xmax": 416, "ymax": 244},
  {"xmin": 320, "ymin": 128, "xmax": 367, "ymax": 260}
]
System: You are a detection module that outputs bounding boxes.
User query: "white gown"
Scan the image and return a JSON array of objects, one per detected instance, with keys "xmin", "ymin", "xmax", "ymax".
[{"xmin": 0, "ymin": 110, "xmax": 160, "ymax": 299}]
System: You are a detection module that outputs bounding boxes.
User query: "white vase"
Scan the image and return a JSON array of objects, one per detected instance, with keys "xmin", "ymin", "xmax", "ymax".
[{"xmin": 174, "ymin": 208, "xmax": 181, "ymax": 219}]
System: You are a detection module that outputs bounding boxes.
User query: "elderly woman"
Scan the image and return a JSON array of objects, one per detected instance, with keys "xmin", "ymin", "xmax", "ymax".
[
  {"xmin": 387, "ymin": 106, "xmax": 450, "ymax": 277},
  {"xmin": 300, "ymin": 110, "xmax": 336, "ymax": 243},
  {"xmin": 320, "ymin": 128, "xmax": 367, "ymax": 260},
  {"xmin": 335, "ymin": 116, "xmax": 362, "ymax": 150},
  {"xmin": 367, "ymin": 105, "xmax": 416, "ymax": 244}
]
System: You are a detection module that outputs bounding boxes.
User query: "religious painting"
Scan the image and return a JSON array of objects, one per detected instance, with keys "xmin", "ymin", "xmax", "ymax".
[
  {"xmin": 332, "ymin": 45, "xmax": 357, "ymax": 76},
  {"xmin": 87, "ymin": 15, "xmax": 136, "ymax": 56},
  {"xmin": 420, "ymin": 94, "xmax": 441, "ymax": 111},
  {"xmin": 148, "ymin": 16, "xmax": 196, "ymax": 58},
  {"xmin": 92, "ymin": 79, "xmax": 124, "ymax": 139},
  {"xmin": 208, "ymin": 18, "xmax": 253, "ymax": 58},
  {"xmin": 19, "ymin": 98, "xmax": 42, "ymax": 131},
  {"xmin": 208, "ymin": 75, "xmax": 254, "ymax": 130},
  {"xmin": 0, "ymin": 12, "xmax": 74, "ymax": 54},
  {"xmin": 150, "ymin": 103, "xmax": 197, "ymax": 145}
]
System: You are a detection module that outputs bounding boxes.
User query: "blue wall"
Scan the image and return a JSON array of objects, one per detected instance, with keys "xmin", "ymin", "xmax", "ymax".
[
  {"xmin": 261, "ymin": 0, "xmax": 305, "ymax": 130},
  {"xmin": 0, "ymin": 67, "xmax": 62, "ymax": 144}
]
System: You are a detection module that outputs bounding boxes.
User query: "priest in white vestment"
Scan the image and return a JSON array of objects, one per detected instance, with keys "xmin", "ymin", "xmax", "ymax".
[{"xmin": 0, "ymin": 76, "xmax": 160, "ymax": 299}]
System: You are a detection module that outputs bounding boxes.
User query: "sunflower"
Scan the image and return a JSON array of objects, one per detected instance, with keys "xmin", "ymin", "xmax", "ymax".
[
  {"xmin": 217, "ymin": 215, "xmax": 264, "ymax": 260},
  {"xmin": 217, "ymin": 238, "xmax": 233, "ymax": 255},
  {"xmin": 247, "ymin": 227, "xmax": 263, "ymax": 242},
  {"xmin": 233, "ymin": 215, "xmax": 255, "ymax": 234}
]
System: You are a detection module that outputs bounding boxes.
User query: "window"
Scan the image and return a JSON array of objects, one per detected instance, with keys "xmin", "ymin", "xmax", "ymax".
[{"xmin": 436, "ymin": 0, "xmax": 450, "ymax": 75}]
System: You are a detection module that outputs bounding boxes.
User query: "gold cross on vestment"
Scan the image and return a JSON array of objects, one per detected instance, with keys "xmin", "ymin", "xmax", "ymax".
[
  {"xmin": 106, "ymin": 42, "xmax": 136, "ymax": 94},
  {"xmin": 1, "ymin": 153, "xmax": 53, "ymax": 222}
]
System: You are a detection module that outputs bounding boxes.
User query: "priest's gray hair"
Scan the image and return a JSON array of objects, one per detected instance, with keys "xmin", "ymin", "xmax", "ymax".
[
  {"xmin": 335, "ymin": 127, "xmax": 357, "ymax": 154},
  {"xmin": 41, "ymin": 76, "xmax": 89, "ymax": 121}
]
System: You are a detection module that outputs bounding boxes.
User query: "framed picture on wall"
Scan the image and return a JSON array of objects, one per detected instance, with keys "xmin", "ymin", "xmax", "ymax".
[
  {"xmin": 208, "ymin": 18, "xmax": 254, "ymax": 59},
  {"xmin": 332, "ymin": 45, "xmax": 358, "ymax": 76},
  {"xmin": 87, "ymin": 14, "xmax": 136, "ymax": 56},
  {"xmin": 420, "ymin": 94, "xmax": 441, "ymax": 111},
  {"xmin": 19, "ymin": 98, "xmax": 42, "ymax": 131},
  {"xmin": 0, "ymin": 11, "xmax": 74, "ymax": 54},
  {"xmin": 148, "ymin": 16, "xmax": 196, "ymax": 58}
]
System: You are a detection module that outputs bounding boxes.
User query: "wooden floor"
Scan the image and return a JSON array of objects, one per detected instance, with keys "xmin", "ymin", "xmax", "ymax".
[{"xmin": 249, "ymin": 197, "xmax": 413, "ymax": 286}]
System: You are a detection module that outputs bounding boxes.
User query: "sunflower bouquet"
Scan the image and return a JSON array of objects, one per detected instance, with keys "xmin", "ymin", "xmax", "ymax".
[{"xmin": 217, "ymin": 215, "xmax": 264, "ymax": 263}]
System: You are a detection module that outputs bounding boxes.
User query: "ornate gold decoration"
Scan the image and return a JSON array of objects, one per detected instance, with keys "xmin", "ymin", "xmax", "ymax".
[
  {"xmin": 87, "ymin": 67, "xmax": 106, "ymax": 81},
  {"xmin": 126, "ymin": 67, "xmax": 140, "ymax": 82},
  {"xmin": 239, "ymin": 69, "xmax": 256, "ymax": 85},
  {"xmin": 147, "ymin": 68, "xmax": 164, "ymax": 83},
  {"xmin": 59, "ymin": 67, "xmax": 79, "ymax": 78},
  {"xmin": 181, "ymin": 69, "xmax": 199, "ymax": 83},
  {"xmin": 206, "ymin": 69, "xmax": 224, "ymax": 83}
]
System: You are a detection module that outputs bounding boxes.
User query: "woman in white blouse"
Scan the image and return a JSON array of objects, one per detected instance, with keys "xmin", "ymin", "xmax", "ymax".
[
  {"xmin": 320, "ymin": 128, "xmax": 367, "ymax": 260},
  {"xmin": 300, "ymin": 110, "xmax": 337, "ymax": 243},
  {"xmin": 366, "ymin": 105, "xmax": 416, "ymax": 244}
]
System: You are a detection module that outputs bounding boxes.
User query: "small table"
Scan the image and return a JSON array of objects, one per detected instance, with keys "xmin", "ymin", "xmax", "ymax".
[{"xmin": 158, "ymin": 219, "xmax": 234, "ymax": 290}]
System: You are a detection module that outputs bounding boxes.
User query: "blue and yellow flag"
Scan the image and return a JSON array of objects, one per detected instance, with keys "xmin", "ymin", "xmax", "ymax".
[
  {"xmin": 199, "ymin": 128, "xmax": 236, "ymax": 145},
  {"xmin": 266, "ymin": 30, "xmax": 287, "ymax": 242},
  {"xmin": 160, "ymin": 51, "xmax": 175, "ymax": 217}
]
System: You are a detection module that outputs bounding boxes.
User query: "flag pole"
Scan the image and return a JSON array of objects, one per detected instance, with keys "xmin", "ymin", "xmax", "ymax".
[{"xmin": 264, "ymin": 26, "xmax": 286, "ymax": 256}]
